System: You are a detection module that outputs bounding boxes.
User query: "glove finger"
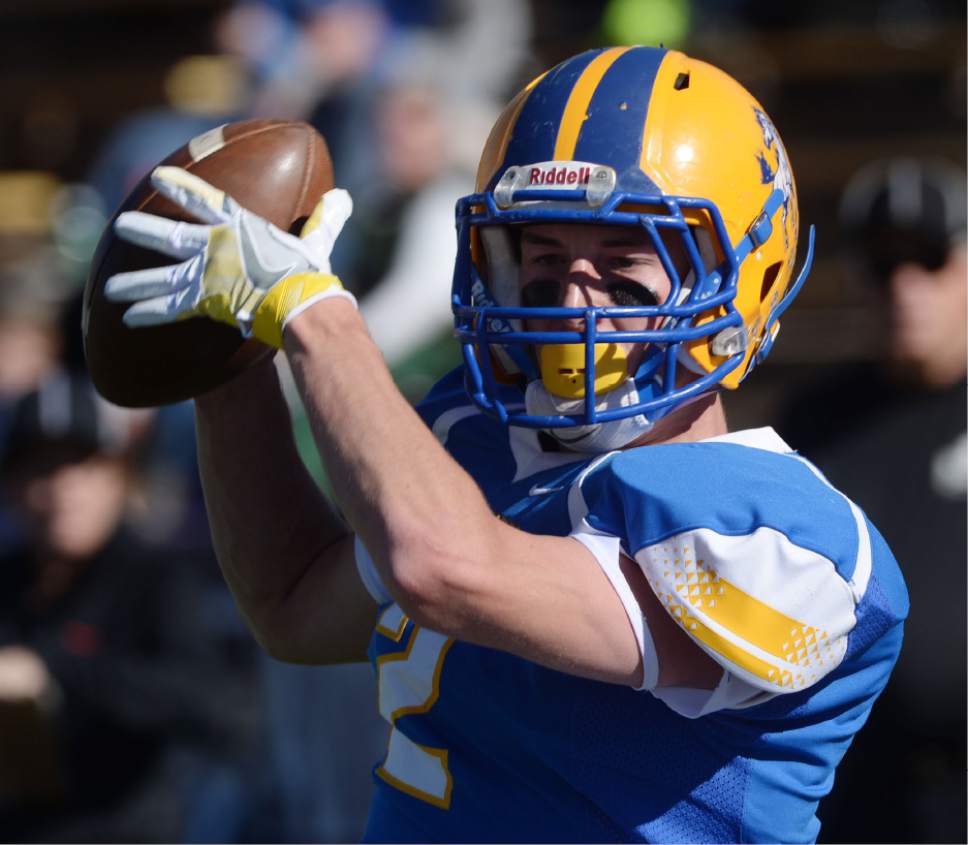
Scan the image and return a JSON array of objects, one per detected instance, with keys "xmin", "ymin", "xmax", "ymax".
[
  {"xmin": 104, "ymin": 259, "xmax": 195, "ymax": 302},
  {"xmin": 151, "ymin": 166, "xmax": 239, "ymax": 224},
  {"xmin": 115, "ymin": 211, "xmax": 209, "ymax": 258},
  {"xmin": 300, "ymin": 188, "xmax": 353, "ymax": 245},
  {"xmin": 121, "ymin": 284, "xmax": 197, "ymax": 328}
]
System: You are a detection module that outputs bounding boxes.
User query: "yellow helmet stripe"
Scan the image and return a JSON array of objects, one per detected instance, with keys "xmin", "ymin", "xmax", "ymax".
[
  {"xmin": 639, "ymin": 49, "xmax": 688, "ymax": 192},
  {"xmin": 553, "ymin": 46, "xmax": 632, "ymax": 161},
  {"xmin": 475, "ymin": 71, "xmax": 547, "ymax": 192}
]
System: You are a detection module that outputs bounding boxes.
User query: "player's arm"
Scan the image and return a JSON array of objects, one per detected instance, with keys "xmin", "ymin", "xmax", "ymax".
[
  {"xmin": 104, "ymin": 170, "xmax": 377, "ymax": 664},
  {"xmin": 284, "ymin": 302, "xmax": 719, "ymax": 689},
  {"xmin": 105, "ymin": 169, "xmax": 715, "ymax": 686},
  {"xmin": 193, "ymin": 357, "xmax": 376, "ymax": 664}
]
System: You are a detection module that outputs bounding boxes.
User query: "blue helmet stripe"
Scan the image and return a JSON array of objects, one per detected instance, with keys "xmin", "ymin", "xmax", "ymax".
[
  {"xmin": 574, "ymin": 47, "xmax": 667, "ymax": 193},
  {"xmin": 498, "ymin": 49, "xmax": 603, "ymax": 181}
]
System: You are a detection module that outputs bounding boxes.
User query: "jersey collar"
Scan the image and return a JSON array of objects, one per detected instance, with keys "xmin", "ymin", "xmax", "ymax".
[{"xmin": 699, "ymin": 426, "xmax": 793, "ymax": 455}]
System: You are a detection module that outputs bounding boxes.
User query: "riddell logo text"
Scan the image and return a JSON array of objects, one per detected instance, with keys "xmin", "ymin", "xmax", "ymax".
[{"xmin": 528, "ymin": 166, "xmax": 592, "ymax": 186}]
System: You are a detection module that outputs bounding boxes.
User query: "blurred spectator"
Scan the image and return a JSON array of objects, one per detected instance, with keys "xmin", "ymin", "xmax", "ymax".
[
  {"xmin": 68, "ymin": 7, "xmax": 534, "ymax": 840},
  {"xmin": 283, "ymin": 2, "xmax": 532, "ymax": 470},
  {"xmin": 87, "ymin": 56, "xmax": 247, "ymax": 215},
  {"xmin": 258, "ymin": 657, "xmax": 388, "ymax": 842},
  {"xmin": 0, "ymin": 248, "xmax": 68, "ymax": 405},
  {"xmin": 778, "ymin": 156, "xmax": 966, "ymax": 844},
  {"xmin": 250, "ymin": 11, "xmax": 533, "ymax": 836},
  {"xmin": 82, "ymin": 52, "xmax": 241, "ymax": 553},
  {"xmin": 262, "ymin": 46, "xmax": 480, "ymax": 807},
  {"xmin": 216, "ymin": 0, "xmax": 529, "ymax": 126},
  {"xmin": 0, "ymin": 373, "xmax": 265, "ymax": 843},
  {"xmin": 0, "ymin": 245, "xmax": 76, "ymax": 555},
  {"xmin": 334, "ymin": 54, "xmax": 474, "ymax": 389},
  {"xmin": 216, "ymin": 0, "xmax": 391, "ymax": 122},
  {"xmin": 331, "ymin": 3, "xmax": 531, "ymax": 392}
]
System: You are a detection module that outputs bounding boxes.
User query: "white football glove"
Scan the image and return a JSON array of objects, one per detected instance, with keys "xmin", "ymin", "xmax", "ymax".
[{"xmin": 104, "ymin": 166, "xmax": 356, "ymax": 348}]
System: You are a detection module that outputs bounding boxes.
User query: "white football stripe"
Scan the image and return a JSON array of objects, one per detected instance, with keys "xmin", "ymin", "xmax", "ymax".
[{"xmin": 188, "ymin": 124, "xmax": 226, "ymax": 162}]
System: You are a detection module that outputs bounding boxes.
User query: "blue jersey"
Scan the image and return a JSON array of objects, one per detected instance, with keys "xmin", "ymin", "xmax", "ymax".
[{"xmin": 359, "ymin": 369, "xmax": 908, "ymax": 843}]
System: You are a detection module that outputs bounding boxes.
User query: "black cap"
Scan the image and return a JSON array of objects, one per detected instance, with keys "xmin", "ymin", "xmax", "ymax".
[
  {"xmin": 1, "ymin": 372, "xmax": 135, "ymax": 477},
  {"xmin": 839, "ymin": 157, "xmax": 967, "ymax": 281}
]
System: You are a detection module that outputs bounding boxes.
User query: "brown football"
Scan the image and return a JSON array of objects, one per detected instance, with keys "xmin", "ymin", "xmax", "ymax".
[{"xmin": 83, "ymin": 119, "xmax": 333, "ymax": 407}]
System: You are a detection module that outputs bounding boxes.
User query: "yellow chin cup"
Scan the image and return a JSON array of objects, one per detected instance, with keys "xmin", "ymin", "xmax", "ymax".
[{"xmin": 538, "ymin": 343, "xmax": 628, "ymax": 398}]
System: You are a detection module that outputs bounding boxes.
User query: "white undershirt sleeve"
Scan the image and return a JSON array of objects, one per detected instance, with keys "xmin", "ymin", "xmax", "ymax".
[
  {"xmin": 571, "ymin": 529, "xmax": 781, "ymax": 717},
  {"xmin": 570, "ymin": 532, "xmax": 659, "ymax": 691},
  {"xmin": 354, "ymin": 535, "xmax": 393, "ymax": 605}
]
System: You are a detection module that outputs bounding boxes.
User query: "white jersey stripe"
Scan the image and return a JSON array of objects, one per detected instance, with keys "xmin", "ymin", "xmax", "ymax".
[{"xmin": 791, "ymin": 455, "xmax": 873, "ymax": 602}]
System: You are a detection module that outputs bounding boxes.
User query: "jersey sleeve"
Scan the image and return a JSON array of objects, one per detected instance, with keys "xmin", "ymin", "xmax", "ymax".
[{"xmin": 570, "ymin": 441, "xmax": 865, "ymax": 716}]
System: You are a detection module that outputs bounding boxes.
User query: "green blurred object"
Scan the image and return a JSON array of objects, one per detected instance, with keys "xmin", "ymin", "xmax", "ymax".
[
  {"xmin": 291, "ymin": 327, "xmax": 462, "ymax": 496},
  {"xmin": 291, "ymin": 401, "xmax": 330, "ymax": 495},
  {"xmin": 389, "ymin": 328, "xmax": 463, "ymax": 406},
  {"xmin": 602, "ymin": 0, "xmax": 691, "ymax": 48}
]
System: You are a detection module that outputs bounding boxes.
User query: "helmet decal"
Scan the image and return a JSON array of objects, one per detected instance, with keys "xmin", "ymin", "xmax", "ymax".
[{"xmin": 754, "ymin": 106, "xmax": 795, "ymax": 250}]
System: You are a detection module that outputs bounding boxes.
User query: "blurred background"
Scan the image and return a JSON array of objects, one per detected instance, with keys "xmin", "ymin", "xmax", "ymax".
[{"xmin": 0, "ymin": 0, "xmax": 964, "ymax": 842}]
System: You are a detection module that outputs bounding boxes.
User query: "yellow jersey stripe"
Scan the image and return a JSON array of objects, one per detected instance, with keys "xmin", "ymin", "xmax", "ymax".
[
  {"xmin": 685, "ymin": 565, "xmax": 822, "ymax": 663},
  {"xmin": 670, "ymin": 603, "xmax": 795, "ymax": 688}
]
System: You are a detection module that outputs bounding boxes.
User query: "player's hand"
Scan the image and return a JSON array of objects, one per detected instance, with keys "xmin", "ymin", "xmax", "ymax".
[
  {"xmin": 104, "ymin": 167, "xmax": 356, "ymax": 348},
  {"xmin": 0, "ymin": 646, "xmax": 57, "ymax": 708}
]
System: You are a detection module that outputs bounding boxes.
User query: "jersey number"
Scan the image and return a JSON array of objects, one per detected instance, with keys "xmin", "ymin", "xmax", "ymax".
[{"xmin": 374, "ymin": 604, "xmax": 455, "ymax": 809}]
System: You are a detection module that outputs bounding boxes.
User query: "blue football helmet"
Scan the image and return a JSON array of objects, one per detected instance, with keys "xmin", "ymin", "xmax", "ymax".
[{"xmin": 451, "ymin": 45, "xmax": 814, "ymax": 448}]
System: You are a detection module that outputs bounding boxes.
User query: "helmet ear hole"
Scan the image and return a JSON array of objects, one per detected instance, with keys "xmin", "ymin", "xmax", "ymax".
[{"xmin": 760, "ymin": 261, "xmax": 782, "ymax": 302}]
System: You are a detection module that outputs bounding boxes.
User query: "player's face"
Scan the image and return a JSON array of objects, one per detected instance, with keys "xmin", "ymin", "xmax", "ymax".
[
  {"xmin": 518, "ymin": 223, "xmax": 687, "ymax": 373},
  {"xmin": 884, "ymin": 243, "xmax": 967, "ymax": 382}
]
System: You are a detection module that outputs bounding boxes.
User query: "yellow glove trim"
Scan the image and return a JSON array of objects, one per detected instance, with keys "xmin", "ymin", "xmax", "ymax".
[{"xmin": 251, "ymin": 272, "xmax": 345, "ymax": 348}]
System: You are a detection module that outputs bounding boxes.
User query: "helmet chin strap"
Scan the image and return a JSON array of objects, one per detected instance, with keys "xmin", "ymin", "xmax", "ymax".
[{"xmin": 524, "ymin": 377, "xmax": 655, "ymax": 453}]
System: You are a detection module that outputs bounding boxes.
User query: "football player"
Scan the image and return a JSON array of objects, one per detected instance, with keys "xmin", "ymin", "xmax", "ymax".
[{"xmin": 105, "ymin": 46, "xmax": 907, "ymax": 842}]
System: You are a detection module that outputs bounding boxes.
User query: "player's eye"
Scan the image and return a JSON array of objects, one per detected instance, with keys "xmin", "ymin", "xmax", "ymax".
[
  {"xmin": 530, "ymin": 252, "xmax": 567, "ymax": 268},
  {"xmin": 606, "ymin": 256, "xmax": 645, "ymax": 271},
  {"xmin": 521, "ymin": 279, "xmax": 561, "ymax": 307},
  {"xmin": 606, "ymin": 281, "xmax": 659, "ymax": 307}
]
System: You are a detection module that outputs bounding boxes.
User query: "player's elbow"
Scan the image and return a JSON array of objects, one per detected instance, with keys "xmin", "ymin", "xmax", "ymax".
[
  {"xmin": 384, "ymin": 538, "xmax": 455, "ymax": 629},
  {"xmin": 382, "ymin": 519, "xmax": 486, "ymax": 635},
  {"xmin": 231, "ymin": 601, "xmax": 296, "ymax": 662},
  {"xmin": 236, "ymin": 601, "xmax": 306, "ymax": 663},
  {"xmin": 250, "ymin": 621, "xmax": 301, "ymax": 663},
  {"xmin": 257, "ymin": 632, "xmax": 332, "ymax": 665}
]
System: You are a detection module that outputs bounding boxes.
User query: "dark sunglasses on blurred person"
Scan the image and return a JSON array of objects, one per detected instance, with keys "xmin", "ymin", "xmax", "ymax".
[{"xmin": 858, "ymin": 227, "xmax": 952, "ymax": 283}]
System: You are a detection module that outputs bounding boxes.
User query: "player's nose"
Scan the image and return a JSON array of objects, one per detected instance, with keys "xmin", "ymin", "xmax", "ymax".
[
  {"xmin": 566, "ymin": 256, "xmax": 599, "ymax": 282},
  {"xmin": 550, "ymin": 269, "xmax": 602, "ymax": 333}
]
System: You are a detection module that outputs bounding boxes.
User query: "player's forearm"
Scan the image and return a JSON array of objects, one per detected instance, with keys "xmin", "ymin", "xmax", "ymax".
[
  {"xmin": 283, "ymin": 301, "xmax": 499, "ymax": 624},
  {"xmin": 194, "ymin": 358, "xmax": 350, "ymax": 620},
  {"xmin": 282, "ymin": 304, "xmax": 645, "ymax": 683}
]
